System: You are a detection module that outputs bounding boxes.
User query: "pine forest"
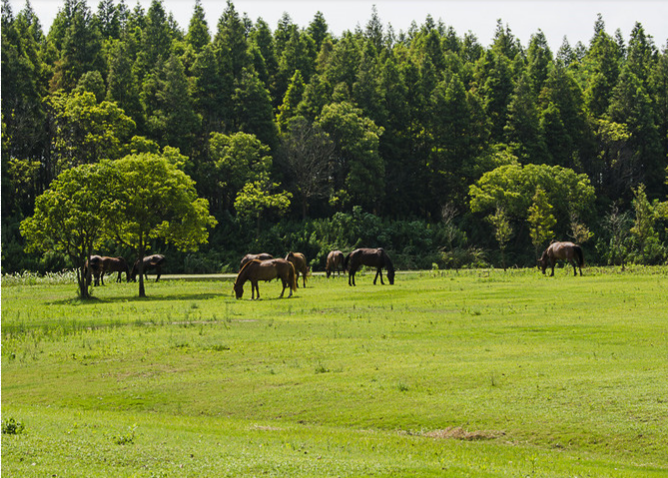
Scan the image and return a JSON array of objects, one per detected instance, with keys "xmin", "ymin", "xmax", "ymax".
[{"xmin": 3, "ymin": 0, "xmax": 668, "ymax": 274}]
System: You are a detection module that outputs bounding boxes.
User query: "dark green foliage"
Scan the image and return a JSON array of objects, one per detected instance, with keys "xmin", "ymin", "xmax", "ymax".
[{"xmin": 3, "ymin": 3, "xmax": 668, "ymax": 272}]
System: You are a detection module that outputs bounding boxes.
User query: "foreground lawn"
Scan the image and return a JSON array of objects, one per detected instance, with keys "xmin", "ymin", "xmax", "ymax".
[{"xmin": 2, "ymin": 267, "xmax": 668, "ymax": 477}]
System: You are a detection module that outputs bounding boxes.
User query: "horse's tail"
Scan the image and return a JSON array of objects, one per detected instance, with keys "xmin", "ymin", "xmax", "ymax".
[
  {"xmin": 573, "ymin": 245, "xmax": 584, "ymax": 267},
  {"xmin": 343, "ymin": 251, "xmax": 352, "ymax": 271},
  {"xmin": 289, "ymin": 262, "xmax": 297, "ymax": 292}
]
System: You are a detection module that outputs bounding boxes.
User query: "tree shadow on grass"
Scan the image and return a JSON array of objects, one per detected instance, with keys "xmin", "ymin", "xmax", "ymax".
[{"xmin": 49, "ymin": 292, "xmax": 230, "ymax": 306}]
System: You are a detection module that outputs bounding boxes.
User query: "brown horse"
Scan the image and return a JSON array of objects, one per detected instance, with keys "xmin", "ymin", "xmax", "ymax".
[
  {"xmin": 85, "ymin": 255, "xmax": 104, "ymax": 286},
  {"xmin": 539, "ymin": 241, "xmax": 584, "ymax": 277},
  {"xmin": 99, "ymin": 256, "xmax": 130, "ymax": 284},
  {"xmin": 234, "ymin": 259, "xmax": 297, "ymax": 300},
  {"xmin": 130, "ymin": 254, "xmax": 166, "ymax": 282},
  {"xmin": 326, "ymin": 250, "xmax": 345, "ymax": 278},
  {"xmin": 285, "ymin": 252, "xmax": 309, "ymax": 288},
  {"xmin": 240, "ymin": 253, "xmax": 273, "ymax": 270},
  {"xmin": 344, "ymin": 248, "xmax": 395, "ymax": 286}
]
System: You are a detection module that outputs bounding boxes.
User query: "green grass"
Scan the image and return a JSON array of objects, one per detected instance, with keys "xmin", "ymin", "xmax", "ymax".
[{"xmin": 2, "ymin": 267, "xmax": 668, "ymax": 477}]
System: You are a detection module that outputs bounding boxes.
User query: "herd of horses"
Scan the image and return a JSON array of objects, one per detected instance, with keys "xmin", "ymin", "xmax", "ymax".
[
  {"xmin": 85, "ymin": 241, "xmax": 584, "ymax": 299},
  {"xmin": 84, "ymin": 254, "xmax": 165, "ymax": 286}
]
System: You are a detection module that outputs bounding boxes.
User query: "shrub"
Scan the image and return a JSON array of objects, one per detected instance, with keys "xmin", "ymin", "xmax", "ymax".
[{"xmin": 2, "ymin": 418, "xmax": 25, "ymax": 435}]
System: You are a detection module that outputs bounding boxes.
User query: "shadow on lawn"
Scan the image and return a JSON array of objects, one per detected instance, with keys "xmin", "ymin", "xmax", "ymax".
[{"xmin": 50, "ymin": 292, "xmax": 227, "ymax": 306}]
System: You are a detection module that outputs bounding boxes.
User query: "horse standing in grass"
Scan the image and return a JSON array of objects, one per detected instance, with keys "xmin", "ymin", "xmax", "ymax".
[
  {"xmin": 131, "ymin": 254, "xmax": 166, "ymax": 282},
  {"xmin": 240, "ymin": 253, "xmax": 273, "ymax": 270},
  {"xmin": 100, "ymin": 256, "xmax": 130, "ymax": 284},
  {"xmin": 326, "ymin": 250, "xmax": 345, "ymax": 278},
  {"xmin": 286, "ymin": 252, "xmax": 309, "ymax": 288},
  {"xmin": 85, "ymin": 255, "xmax": 104, "ymax": 286},
  {"xmin": 234, "ymin": 259, "xmax": 297, "ymax": 300},
  {"xmin": 538, "ymin": 241, "xmax": 584, "ymax": 277},
  {"xmin": 344, "ymin": 248, "xmax": 395, "ymax": 286}
]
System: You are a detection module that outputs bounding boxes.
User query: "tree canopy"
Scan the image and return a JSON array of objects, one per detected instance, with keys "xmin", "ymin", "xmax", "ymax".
[{"xmin": 4, "ymin": 0, "xmax": 668, "ymax": 274}]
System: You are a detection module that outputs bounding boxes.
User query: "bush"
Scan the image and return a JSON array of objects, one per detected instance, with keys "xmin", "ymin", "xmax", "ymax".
[{"xmin": 2, "ymin": 418, "xmax": 25, "ymax": 435}]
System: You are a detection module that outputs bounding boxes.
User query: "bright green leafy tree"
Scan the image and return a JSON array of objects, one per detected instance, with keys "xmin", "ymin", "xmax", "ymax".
[
  {"xmin": 104, "ymin": 153, "xmax": 217, "ymax": 297},
  {"xmin": 528, "ymin": 187, "xmax": 557, "ymax": 258},
  {"xmin": 20, "ymin": 162, "xmax": 115, "ymax": 299}
]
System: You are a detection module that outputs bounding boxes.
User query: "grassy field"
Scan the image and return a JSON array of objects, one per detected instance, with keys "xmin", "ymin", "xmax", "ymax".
[{"xmin": 2, "ymin": 266, "xmax": 668, "ymax": 477}]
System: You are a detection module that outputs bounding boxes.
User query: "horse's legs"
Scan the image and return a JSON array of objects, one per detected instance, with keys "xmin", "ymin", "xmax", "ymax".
[
  {"xmin": 155, "ymin": 266, "xmax": 161, "ymax": 282},
  {"xmin": 373, "ymin": 268, "xmax": 384, "ymax": 285}
]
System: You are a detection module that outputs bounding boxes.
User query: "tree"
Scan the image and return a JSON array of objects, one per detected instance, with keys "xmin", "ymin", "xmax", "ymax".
[
  {"xmin": 504, "ymin": 72, "xmax": 546, "ymax": 163},
  {"xmin": 234, "ymin": 172, "xmax": 292, "ymax": 237},
  {"xmin": 20, "ymin": 162, "xmax": 115, "ymax": 299},
  {"xmin": 607, "ymin": 65, "xmax": 664, "ymax": 199},
  {"xmin": 629, "ymin": 183, "xmax": 664, "ymax": 264},
  {"xmin": 50, "ymin": 0, "xmax": 104, "ymax": 92},
  {"xmin": 527, "ymin": 187, "xmax": 557, "ymax": 258},
  {"xmin": 48, "ymin": 90, "xmax": 136, "ymax": 173},
  {"xmin": 145, "ymin": 54, "xmax": 200, "ymax": 155},
  {"xmin": 232, "ymin": 67, "xmax": 278, "ymax": 149},
  {"xmin": 316, "ymin": 102, "xmax": 385, "ymax": 212},
  {"xmin": 185, "ymin": 0, "xmax": 210, "ymax": 52},
  {"xmin": 104, "ymin": 153, "xmax": 217, "ymax": 297},
  {"xmin": 469, "ymin": 163, "xmax": 595, "ymax": 241},
  {"xmin": 276, "ymin": 70, "xmax": 305, "ymax": 133},
  {"xmin": 276, "ymin": 116, "xmax": 335, "ymax": 219},
  {"xmin": 487, "ymin": 206, "xmax": 513, "ymax": 270},
  {"xmin": 209, "ymin": 131, "xmax": 272, "ymax": 212}
]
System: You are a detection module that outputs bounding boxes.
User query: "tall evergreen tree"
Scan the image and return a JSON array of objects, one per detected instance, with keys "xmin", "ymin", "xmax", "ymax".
[
  {"xmin": 607, "ymin": 65, "xmax": 663, "ymax": 199},
  {"xmin": 185, "ymin": 0, "xmax": 210, "ymax": 52},
  {"xmin": 51, "ymin": 0, "xmax": 104, "ymax": 92},
  {"xmin": 276, "ymin": 70, "xmax": 306, "ymax": 133},
  {"xmin": 232, "ymin": 68, "xmax": 278, "ymax": 149},
  {"xmin": 504, "ymin": 72, "xmax": 546, "ymax": 163},
  {"xmin": 307, "ymin": 11, "xmax": 329, "ymax": 54},
  {"xmin": 582, "ymin": 14, "xmax": 621, "ymax": 118}
]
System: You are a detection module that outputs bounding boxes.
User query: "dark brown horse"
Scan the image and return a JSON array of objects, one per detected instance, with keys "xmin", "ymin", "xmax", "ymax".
[
  {"xmin": 240, "ymin": 253, "xmax": 273, "ymax": 270},
  {"xmin": 285, "ymin": 252, "xmax": 309, "ymax": 288},
  {"xmin": 85, "ymin": 255, "xmax": 104, "ymax": 286},
  {"xmin": 344, "ymin": 248, "xmax": 395, "ymax": 286},
  {"xmin": 539, "ymin": 241, "xmax": 584, "ymax": 277},
  {"xmin": 326, "ymin": 250, "xmax": 345, "ymax": 278},
  {"xmin": 234, "ymin": 259, "xmax": 297, "ymax": 300},
  {"xmin": 100, "ymin": 256, "xmax": 130, "ymax": 284},
  {"xmin": 130, "ymin": 254, "xmax": 165, "ymax": 282}
]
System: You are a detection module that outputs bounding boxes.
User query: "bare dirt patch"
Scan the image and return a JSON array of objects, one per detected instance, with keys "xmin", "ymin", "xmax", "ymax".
[{"xmin": 423, "ymin": 427, "xmax": 504, "ymax": 441}]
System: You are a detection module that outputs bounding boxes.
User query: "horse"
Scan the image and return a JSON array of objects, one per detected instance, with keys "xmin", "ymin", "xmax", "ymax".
[
  {"xmin": 99, "ymin": 256, "xmax": 130, "ymax": 284},
  {"xmin": 130, "ymin": 254, "xmax": 166, "ymax": 282},
  {"xmin": 538, "ymin": 241, "xmax": 584, "ymax": 277},
  {"xmin": 240, "ymin": 253, "xmax": 273, "ymax": 270},
  {"xmin": 234, "ymin": 259, "xmax": 297, "ymax": 300},
  {"xmin": 344, "ymin": 248, "xmax": 395, "ymax": 286},
  {"xmin": 84, "ymin": 255, "xmax": 104, "ymax": 286},
  {"xmin": 325, "ymin": 250, "xmax": 345, "ymax": 278},
  {"xmin": 285, "ymin": 252, "xmax": 309, "ymax": 288}
]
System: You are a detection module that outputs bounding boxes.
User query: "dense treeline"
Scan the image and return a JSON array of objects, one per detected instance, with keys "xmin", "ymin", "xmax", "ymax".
[{"xmin": 2, "ymin": 0, "xmax": 668, "ymax": 273}]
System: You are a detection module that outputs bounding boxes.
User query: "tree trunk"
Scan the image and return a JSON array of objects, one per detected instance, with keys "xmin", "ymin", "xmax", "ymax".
[{"xmin": 77, "ymin": 264, "xmax": 90, "ymax": 299}]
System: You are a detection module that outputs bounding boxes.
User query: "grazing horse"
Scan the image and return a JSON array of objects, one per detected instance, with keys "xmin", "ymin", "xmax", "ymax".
[
  {"xmin": 85, "ymin": 255, "xmax": 104, "ymax": 286},
  {"xmin": 285, "ymin": 252, "xmax": 309, "ymax": 288},
  {"xmin": 240, "ymin": 253, "xmax": 273, "ymax": 270},
  {"xmin": 234, "ymin": 259, "xmax": 297, "ymax": 300},
  {"xmin": 130, "ymin": 254, "xmax": 166, "ymax": 282},
  {"xmin": 539, "ymin": 241, "xmax": 584, "ymax": 277},
  {"xmin": 344, "ymin": 248, "xmax": 395, "ymax": 286},
  {"xmin": 99, "ymin": 256, "xmax": 130, "ymax": 284},
  {"xmin": 326, "ymin": 250, "xmax": 345, "ymax": 278}
]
